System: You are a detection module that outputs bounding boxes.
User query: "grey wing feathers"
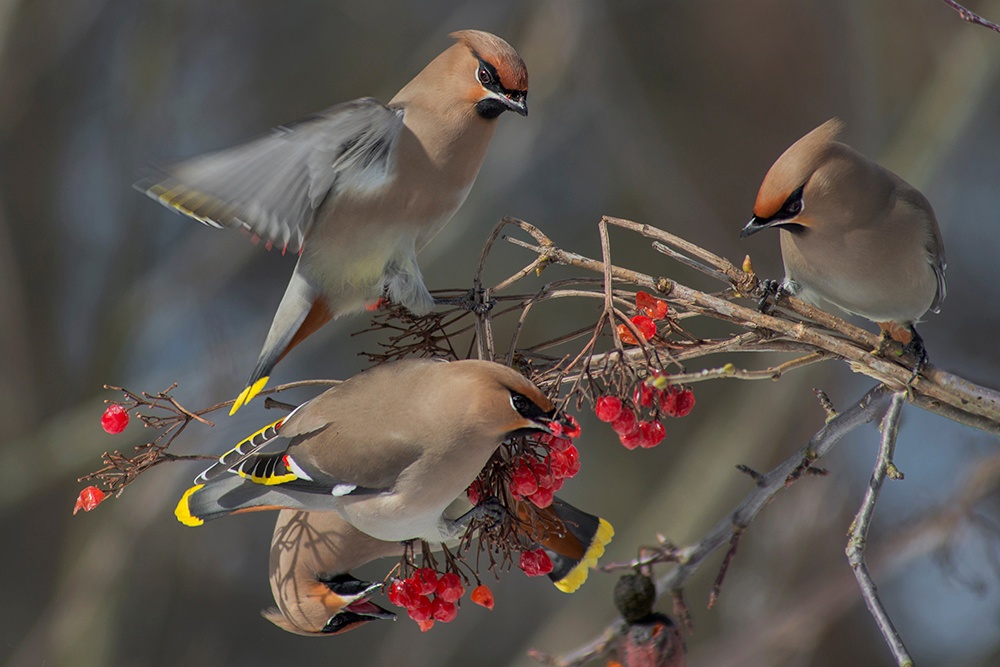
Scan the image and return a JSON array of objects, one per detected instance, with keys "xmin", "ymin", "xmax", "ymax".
[
  {"xmin": 138, "ymin": 98, "xmax": 404, "ymax": 254},
  {"xmin": 928, "ymin": 229, "xmax": 947, "ymax": 314}
]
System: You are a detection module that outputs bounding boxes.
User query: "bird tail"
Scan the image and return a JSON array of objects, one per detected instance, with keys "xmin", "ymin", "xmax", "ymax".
[
  {"xmin": 527, "ymin": 497, "xmax": 614, "ymax": 593},
  {"xmin": 229, "ymin": 270, "xmax": 332, "ymax": 415},
  {"xmin": 175, "ymin": 459, "xmax": 314, "ymax": 527},
  {"xmin": 176, "ymin": 417, "xmax": 315, "ymax": 526},
  {"xmin": 193, "ymin": 417, "xmax": 287, "ymax": 484}
]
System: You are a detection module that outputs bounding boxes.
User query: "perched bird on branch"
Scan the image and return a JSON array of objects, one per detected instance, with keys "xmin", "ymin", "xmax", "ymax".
[
  {"xmin": 139, "ymin": 30, "xmax": 528, "ymax": 414},
  {"xmin": 175, "ymin": 359, "xmax": 571, "ymax": 542},
  {"xmin": 741, "ymin": 119, "xmax": 946, "ymax": 361},
  {"xmin": 265, "ymin": 503, "xmax": 613, "ymax": 635}
]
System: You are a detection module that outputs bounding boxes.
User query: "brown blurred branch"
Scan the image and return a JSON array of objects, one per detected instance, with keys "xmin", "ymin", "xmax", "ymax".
[{"xmin": 940, "ymin": 0, "xmax": 1000, "ymax": 33}]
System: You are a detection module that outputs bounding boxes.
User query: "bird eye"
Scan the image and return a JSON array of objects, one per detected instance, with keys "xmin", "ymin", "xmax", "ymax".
[
  {"xmin": 478, "ymin": 66, "xmax": 493, "ymax": 86},
  {"xmin": 781, "ymin": 186, "xmax": 805, "ymax": 218},
  {"xmin": 511, "ymin": 393, "xmax": 530, "ymax": 414}
]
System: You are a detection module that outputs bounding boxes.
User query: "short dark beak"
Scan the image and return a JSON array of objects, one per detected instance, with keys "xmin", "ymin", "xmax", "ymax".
[
  {"xmin": 740, "ymin": 215, "xmax": 772, "ymax": 239},
  {"xmin": 505, "ymin": 94, "xmax": 528, "ymax": 116},
  {"xmin": 536, "ymin": 411, "xmax": 579, "ymax": 438},
  {"xmin": 321, "ymin": 601, "xmax": 396, "ymax": 634}
]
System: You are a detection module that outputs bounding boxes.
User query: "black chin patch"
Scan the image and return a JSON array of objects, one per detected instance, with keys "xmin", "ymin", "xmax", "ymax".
[{"xmin": 476, "ymin": 98, "xmax": 508, "ymax": 119}]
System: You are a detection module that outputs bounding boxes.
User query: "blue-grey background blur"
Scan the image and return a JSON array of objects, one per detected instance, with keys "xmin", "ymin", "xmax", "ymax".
[{"xmin": 3, "ymin": 1, "xmax": 1000, "ymax": 665}]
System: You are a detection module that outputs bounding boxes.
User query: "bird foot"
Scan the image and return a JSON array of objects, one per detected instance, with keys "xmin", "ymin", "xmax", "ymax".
[
  {"xmin": 757, "ymin": 279, "xmax": 785, "ymax": 313},
  {"xmin": 444, "ymin": 497, "xmax": 506, "ymax": 539},
  {"xmin": 902, "ymin": 326, "xmax": 929, "ymax": 378},
  {"xmin": 434, "ymin": 288, "xmax": 494, "ymax": 315}
]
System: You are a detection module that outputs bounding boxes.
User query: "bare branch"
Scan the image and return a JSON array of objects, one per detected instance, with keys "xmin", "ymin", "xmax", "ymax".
[
  {"xmin": 940, "ymin": 0, "xmax": 1000, "ymax": 33},
  {"xmin": 846, "ymin": 392, "xmax": 913, "ymax": 666}
]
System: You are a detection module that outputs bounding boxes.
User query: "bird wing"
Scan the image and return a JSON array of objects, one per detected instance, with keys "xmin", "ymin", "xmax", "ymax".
[
  {"xmin": 926, "ymin": 221, "xmax": 947, "ymax": 314},
  {"xmin": 899, "ymin": 186, "xmax": 948, "ymax": 314},
  {"xmin": 138, "ymin": 97, "xmax": 404, "ymax": 254}
]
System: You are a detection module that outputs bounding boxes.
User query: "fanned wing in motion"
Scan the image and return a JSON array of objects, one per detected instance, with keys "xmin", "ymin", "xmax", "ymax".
[{"xmin": 138, "ymin": 98, "xmax": 404, "ymax": 255}]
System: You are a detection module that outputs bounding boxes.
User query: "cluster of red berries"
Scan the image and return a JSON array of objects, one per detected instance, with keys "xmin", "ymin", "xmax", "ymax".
[
  {"xmin": 595, "ymin": 376, "xmax": 695, "ymax": 450},
  {"xmin": 467, "ymin": 415, "xmax": 582, "ymax": 512},
  {"xmin": 508, "ymin": 416, "xmax": 582, "ymax": 509},
  {"xmin": 387, "ymin": 568, "xmax": 494, "ymax": 631},
  {"xmin": 617, "ymin": 291, "xmax": 669, "ymax": 345}
]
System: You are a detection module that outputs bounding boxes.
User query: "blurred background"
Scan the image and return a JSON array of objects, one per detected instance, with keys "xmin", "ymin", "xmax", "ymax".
[{"xmin": 3, "ymin": 0, "xmax": 1000, "ymax": 665}]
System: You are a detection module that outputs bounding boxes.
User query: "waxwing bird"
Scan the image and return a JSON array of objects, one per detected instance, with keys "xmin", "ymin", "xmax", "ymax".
[
  {"xmin": 264, "ymin": 502, "xmax": 613, "ymax": 636},
  {"xmin": 138, "ymin": 31, "xmax": 529, "ymax": 414},
  {"xmin": 741, "ymin": 119, "xmax": 946, "ymax": 359},
  {"xmin": 174, "ymin": 359, "xmax": 570, "ymax": 543},
  {"xmin": 607, "ymin": 573, "xmax": 687, "ymax": 667},
  {"xmin": 263, "ymin": 510, "xmax": 403, "ymax": 636}
]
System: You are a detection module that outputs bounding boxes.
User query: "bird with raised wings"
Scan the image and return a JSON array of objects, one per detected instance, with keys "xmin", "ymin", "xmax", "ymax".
[{"xmin": 140, "ymin": 31, "xmax": 528, "ymax": 413}]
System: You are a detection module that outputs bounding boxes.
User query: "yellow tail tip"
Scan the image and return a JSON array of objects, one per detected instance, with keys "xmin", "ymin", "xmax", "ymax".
[
  {"xmin": 229, "ymin": 376, "xmax": 270, "ymax": 416},
  {"xmin": 174, "ymin": 484, "xmax": 206, "ymax": 526},
  {"xmin": 554, "ymin": 518, "xmax": 615, "ymax": 594}
]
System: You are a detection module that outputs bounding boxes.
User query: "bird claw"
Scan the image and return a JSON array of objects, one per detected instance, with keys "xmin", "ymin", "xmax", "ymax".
[
  {"xmin": 443, "ymin": 497, "xmax": 507, "ymax": 540},
  {"xmin": 434, "ymin": 288, "xmax": 494, "ymax": 315},
  {"xmin": 902, "ymin": 326, "xmax": 929, "ymax": 378},
  {"xmin": 757, "ymin": 279, "xmax": 785, "ymax": 313}
]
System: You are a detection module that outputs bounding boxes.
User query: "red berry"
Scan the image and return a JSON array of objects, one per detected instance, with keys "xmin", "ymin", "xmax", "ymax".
[
  {"xmin": 519, "ymin": 549, "xmax": 555, "ymax": 577},
  {"xmin": 72, "ymin": 486, "xmax": 107, "ymax": 515},
  {"xmin": 631, "ymin": 315, "xmax": 657, "ymax": 340},
  {"xmin": 388, "ymin": 579, "xmax": 422, "ymax": 609},
  {"xmin": 550, "ymin": 445, "xmax": 581, "ymax": 479},
  {"xmin": 394, "ymin": 579, "xmax": 422, "ymax": 609},
  {"xmin": 619, "ymin": 429, "xmax": 644, "ymax": 450},
  {"xmin": 542, "ymin": 435, "xmax": 573, "ymax": 453},
  {"xmin": 407, "ymin": 595, "xmax": 434, "ymax": 622},
  {"xmin": 466, "ymin": 479, "xmax": 483, "ymax": 505},
  {"xmin": 416, "ymin": 618, "xmax": 435, "ymax": 632},
  {"xmin": 634, "ymin": 382, "xmax": 654, "ymax": 408},
  {"xmin": 387, "ymin": 579, "xmax": 408, "ymax": 608},
  {"xmin": 611, "ymin": 409, "xmax": 638, "ymax": 436},
  {"xmin": 528, "ymin": 486, "xmax": 554, "ymax": 508},
  {"xmin": 101, "ymin": 404, "xmax": 129, "ymax": 434},
  {"xmin": 436, "ymin": 573, "xmax": 465, "ymax": 602},
  {"xmin": 562, "ymin": 414, "xmax": 582, "ymax": 439},
  {"xmin": 639, "ymin": 420, "xmax": 666, "ymax": 448},
  {"xmin": 660, "ymin": 387, "xmax": 696, "ymax": 418},
  {"xmin": 471, "ymin": 584, "xmax": 494, "ymax": 610},
  {"xmin": 636, "ymin": 291, "xmax": 668, "ymax": 320},
  {"xmin": 431, "ymin": 597, "xmax": 458, "ymax": 623},
  {"xmin": 413, "ymin": 568, "xmax": 438, "ymax": 595},
  {"xmin": 531, "ymin": 461, "xmax": 555, "ymax": 490},
  {"xmin": 547, "ymin": 420, "xmax": 564, "ymax": 437},
  {"xmin": 511, "ymin": 462, "xmax": 539, "ymax": 497},
  {"xmin": 595, "ymin": 395, "xmax": 623, "ymax": 422}
]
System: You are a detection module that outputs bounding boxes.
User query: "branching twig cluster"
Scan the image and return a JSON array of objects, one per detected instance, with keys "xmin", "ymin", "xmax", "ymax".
[{"xmin": 82, "ymin": 214, "xmax": 1000, "ymax": 664}]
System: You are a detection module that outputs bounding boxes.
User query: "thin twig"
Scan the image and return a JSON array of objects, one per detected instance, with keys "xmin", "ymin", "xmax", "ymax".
[
  {"xmin": 533, "ymin": 385, "xmax": 893, "ymax": 666},
  {"xmin": 940, "ymin": 0, "xmax": 1000, "ymax": 33},
  {"xmin": 846, "ymin": 392, "xmax": 913, "ymax": 666}
]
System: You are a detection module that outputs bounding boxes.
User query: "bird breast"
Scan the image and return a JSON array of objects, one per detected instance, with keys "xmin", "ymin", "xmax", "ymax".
[{"xmin": 780, "ymin": 225, "xmax": 938, "ymax": 323}]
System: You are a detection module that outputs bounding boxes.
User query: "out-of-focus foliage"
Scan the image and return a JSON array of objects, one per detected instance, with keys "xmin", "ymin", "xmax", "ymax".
[{"xmin": 2, "ymin": 1, "xmax": 1000, "ymax": 665}]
